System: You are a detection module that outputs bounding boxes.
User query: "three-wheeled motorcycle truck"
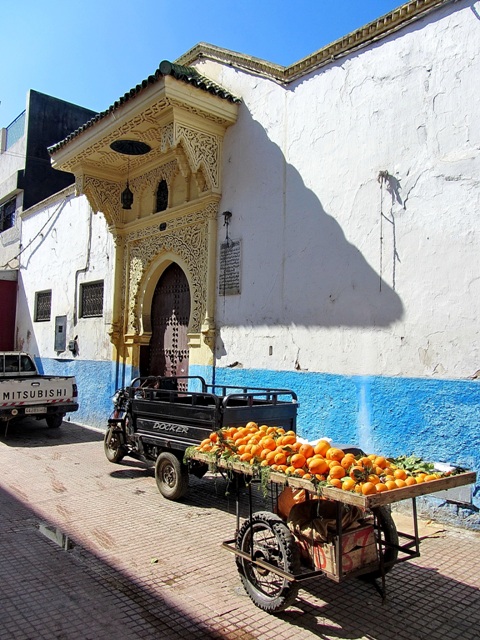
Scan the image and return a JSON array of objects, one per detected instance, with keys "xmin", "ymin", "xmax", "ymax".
[{"xmin": 104, "ymin": 375, "xmax": 299, "ymax": 500}]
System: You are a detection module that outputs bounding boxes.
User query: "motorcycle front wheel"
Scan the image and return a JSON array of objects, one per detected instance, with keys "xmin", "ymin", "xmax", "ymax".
[{"xmin": 103, "ymin": 425, "xmax": 126, "ymax": 463}]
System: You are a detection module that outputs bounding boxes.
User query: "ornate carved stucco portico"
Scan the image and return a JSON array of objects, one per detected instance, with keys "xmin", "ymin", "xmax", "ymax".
[{"xmin": 49, "ymin": 63, "xmax": 239, "ymax": 369}]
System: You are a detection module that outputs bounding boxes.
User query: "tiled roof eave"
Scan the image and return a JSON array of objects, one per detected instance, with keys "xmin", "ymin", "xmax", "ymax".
[{"xmin": 48, "ymin": 62, "xmax": 240, "ymax": 156}]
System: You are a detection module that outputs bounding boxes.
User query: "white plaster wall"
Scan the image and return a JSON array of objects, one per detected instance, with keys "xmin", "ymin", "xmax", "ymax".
[
  {"xmin": 196, "ymin": 0, "xmax": 480, "ymax": 380},
  {"xmin": 16, "ymin": 189, "xmax": 115, "ymax": 361}
]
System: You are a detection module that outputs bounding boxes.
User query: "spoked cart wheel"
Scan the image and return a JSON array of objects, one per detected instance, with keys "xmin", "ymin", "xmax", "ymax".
[
  {"xmin": 360, "ymin": 506, "xmax": 399, "ymax": 581},
  {"xmin": 235, "ymin": 511, "xmax": 301, "ymax": 613},
  {"xmin": 155, "ymin": 451, "xmax": 189, "ymax": 500}
]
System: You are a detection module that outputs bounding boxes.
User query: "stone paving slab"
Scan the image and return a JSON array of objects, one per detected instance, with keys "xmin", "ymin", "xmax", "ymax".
[{"xmin": 1, "ymin": 419, "xmax": 479, "ymax": 639}]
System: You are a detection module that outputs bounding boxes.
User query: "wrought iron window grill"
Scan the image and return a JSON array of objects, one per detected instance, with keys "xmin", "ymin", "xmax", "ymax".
[
  {"xmin": 35, "ymin": 291, "xmax": 52, "ymax": 322},
  {"xmin": 80, "ymin": 281, "xmax": 104, "ymax": 318}
]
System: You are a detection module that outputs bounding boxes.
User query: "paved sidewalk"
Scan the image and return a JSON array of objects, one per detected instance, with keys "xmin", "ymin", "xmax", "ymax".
[{"xmin": 1, "ymin": 419, "xmax": 479, "ymax": 640}]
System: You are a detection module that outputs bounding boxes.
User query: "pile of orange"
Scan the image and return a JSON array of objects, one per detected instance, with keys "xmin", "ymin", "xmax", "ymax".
[{"xmin": 195, "ymin": 422, "xmax": 445, "ymax": 494}]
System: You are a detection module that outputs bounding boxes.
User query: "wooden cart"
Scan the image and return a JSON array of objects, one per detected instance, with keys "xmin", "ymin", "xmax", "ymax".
[{"xmin": 188, "ymin": 451, "xmax": 476, "ymax": 613}]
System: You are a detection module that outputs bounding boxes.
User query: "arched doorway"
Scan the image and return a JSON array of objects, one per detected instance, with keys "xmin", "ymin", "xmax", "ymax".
[{"xmin": 146, "ymin": 263, "xmax": 191, "ymax": 382}]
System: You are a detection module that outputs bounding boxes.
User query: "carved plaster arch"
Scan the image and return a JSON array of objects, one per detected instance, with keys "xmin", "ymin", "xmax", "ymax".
[
  {"xmin": 136, "ymin": 252, "xmax": 194, "ymax": 338},
  {"xmin": 125, "ymin": 201, "xmax": 214, "ymax": 337}
]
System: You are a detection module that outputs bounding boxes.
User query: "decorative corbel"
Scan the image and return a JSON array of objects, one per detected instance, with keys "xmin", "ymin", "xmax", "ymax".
[{"xmin": 201, "ymin": 318, "xmax": 216, "ymax": 349}]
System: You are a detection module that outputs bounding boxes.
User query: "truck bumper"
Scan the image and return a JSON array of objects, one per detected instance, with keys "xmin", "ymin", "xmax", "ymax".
[{"xmin": 0, "ymin": 404, "xmax": 79, "ymax": 421}]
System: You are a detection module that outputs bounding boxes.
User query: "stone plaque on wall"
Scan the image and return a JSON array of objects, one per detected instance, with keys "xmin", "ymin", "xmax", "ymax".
[{"xmin": 219, "ymin": 239, "xmax": 241, "ymax": 295}]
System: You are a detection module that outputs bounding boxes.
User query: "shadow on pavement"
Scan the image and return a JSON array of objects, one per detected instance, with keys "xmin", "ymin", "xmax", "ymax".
[
  {"xmin": 278, "ymin": 558, "xmax": 480, "ymax": 639},
  {"xmin": 0, "ymin": 484, "xmax": 229, "ymax": 640},
  {"xmin": 0, "ymin": 418, "xmax": 104, "ymax": 447}
]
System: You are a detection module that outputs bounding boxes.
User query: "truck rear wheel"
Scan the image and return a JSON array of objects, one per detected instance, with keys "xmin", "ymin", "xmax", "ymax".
[
  {"xmin": 155, "ymin": 452, "xmax": 189, "ymax": 500},
  {"xmin": 235, "ymin": 511, "xmax": 300, "ymax": 613},
  {"xmin": 46, "ymin": 414, "xmax": 64, "ymax": 429}
]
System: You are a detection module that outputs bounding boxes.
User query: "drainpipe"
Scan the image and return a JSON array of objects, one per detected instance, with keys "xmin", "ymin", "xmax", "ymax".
[{"xmin": 73, "ymin": 206, "xmax": 93, "ymax": 326}]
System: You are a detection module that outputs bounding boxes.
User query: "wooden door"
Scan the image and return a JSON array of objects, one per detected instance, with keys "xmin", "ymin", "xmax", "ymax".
[{"xmin": 147, "ymin": 263, "xmax": 190, "ymax": 383}]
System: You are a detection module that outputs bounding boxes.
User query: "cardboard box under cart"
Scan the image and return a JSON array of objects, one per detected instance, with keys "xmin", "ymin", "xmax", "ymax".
[{"xmin": 295, "ymin": 523, "xmax": 378, "ymax": 577}]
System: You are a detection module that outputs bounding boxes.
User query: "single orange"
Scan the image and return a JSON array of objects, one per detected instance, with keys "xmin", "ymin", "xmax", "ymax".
[
  {"xmin": 375, "ymin": 483, "xmax": 388, "ymax": 492},
  {"xmin": 308, "ymin": 457, "xmax": 329, "ymax": 475},
  {"xmin": 265, "ymin": 450, "xmax": 277, "ymax": 464},
  {"xmin": 374, "ymin": 456, "xmax": 389, "ymax": 469},
  {"xmin": 385, "ymin": 480, "xmax": 397, "ymax": 490},
  {"xmin": 395, "ymin": 478, "xmax": 407, "ymax": 488},
  {"xmin": 299, "ymin": 443, "xmax": 315, "ymax": 459},
  {"xmin": 342, "ymin": 477, "xmax": 356, "ymax": 491},
  {"xmin": 358, "ymin": 456, "xmax": 374, "ymax": 469},
  {"xmin": 394, "ymin": 468, "xmax": 407, "ymax": 480},
  {"xmin": 314, "ymin": 440, "xmax": 331, "ymax": 456},
  {"xmin": 350, "ymin": 466, "xmax": 368, "ymax": 481},
  {"xmin": 260, "ymin": 436, "xmax": 277, "ymax": 451},
  {"xmin": 340, "ymin": 454, "xmax": 357, "ymax": 469},
  {"xmin": 329, "ymin": 466, "xmax": 346, "ymax": 480},
  {"xmin": 290, "ymin": 453, "xmax": 307, "ymax": 469},
  {"xmin": 329, "ymin": 478, "xmax": 343, "ymax": 488},
  {"xmin": 326, "ymin": 447, "xmax": 345, "ymax": 462},
  {"xmin": 361, "ymin": 482, "xmax": 377, "ymax": 495}
]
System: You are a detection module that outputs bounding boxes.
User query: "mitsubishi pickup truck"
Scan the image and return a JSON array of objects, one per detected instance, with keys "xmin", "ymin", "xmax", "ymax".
[{"xmin": 0, "ymin": 352, "xmax": 78, "ymax": 431}]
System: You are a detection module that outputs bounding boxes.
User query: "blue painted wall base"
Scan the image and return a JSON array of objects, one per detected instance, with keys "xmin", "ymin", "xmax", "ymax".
[
  {"xmin": 190, "ymin": 364, "xmax": 480, "ymax": 529},
  {"xmin": 37, "ymin": 357, "xmax": 133, "ymax": 430}
]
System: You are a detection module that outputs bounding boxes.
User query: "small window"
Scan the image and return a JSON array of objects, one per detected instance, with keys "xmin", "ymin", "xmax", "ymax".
[
  {"xmin": 0, "ymin": 198, "xmax": 16, "ymax": 232},
  {"xmin": 35, "ymin": 290, "xmax": 52, "ymax": 322},
  {"xmin": 4, "ymin": 355, "xmax": 20, "ymax": 373},
  {"xmin": 156, "ymin": 180, "xmax": 168, "ymax": 212},
  {"xmin": 20, "ymin": 355, "xmax": 36, "ymax": 372},
  {"xmin": 80, "ymin": 281, "xmax": 104, "ymax": 318}
]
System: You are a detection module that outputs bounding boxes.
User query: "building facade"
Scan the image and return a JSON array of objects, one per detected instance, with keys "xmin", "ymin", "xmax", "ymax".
[
  {"xmin": 0, "ymin": 90, "xmax": 96, "ymax": 349},
  {"xmin": 6, "ymin": 0, "xmax": 480, "ymax": 526}
]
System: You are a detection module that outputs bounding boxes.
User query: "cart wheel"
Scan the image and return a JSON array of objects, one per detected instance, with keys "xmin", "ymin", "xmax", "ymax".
[
  {"xmin": 361, "ymin": 506, "xmax": 399, "ymax": 580},
  {"xmin": 103, "ymin": 426, "xmax": 125, "ymax": 463},
  {"xmin": 155, "ymin": 452, "xmax": 189, "ymax": 500},
  {"xmin": 236, "ymin": 511, "xmax": 300, "ymax": 613}
]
